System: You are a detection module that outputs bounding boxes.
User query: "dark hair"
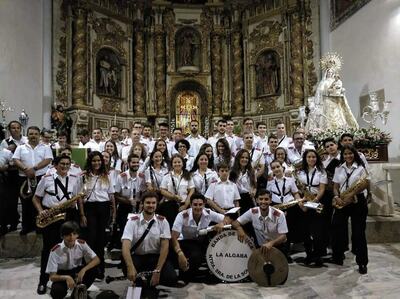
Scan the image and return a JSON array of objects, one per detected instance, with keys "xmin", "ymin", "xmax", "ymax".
[
  {"xmin": 268, "ymin": 134, "xmax": 278, "ymax": 142},
  {"xmin": 143, "ymin": 123, "xmax": 152, "ymax": 129},
  {"xmin": 256, "ymin": 121, "xmax": 267, "ymax": 128},
  {"xmin": 141, "ymin": 191, "xmax": 160, "ymax": 203},
  {"xmin": 175, "ymin": 139, "xmax": 191, "ymax": 151},
  {"xmin": 60, "ymin": 221, "xmax": 80, "ymax": 236},
  {"xmin": 301, "ymin": 149, "xmax": 324, "ymax": 172},
  {"xmin": 127, "ymin": 153, "xmax": 140, "ymax": 164},
  {"xmin": 340, "ymin": 145, "xmax": 365, "ymax": 168},
  {"xmin": 57, "ymin": 131, "xmax": 68, "ymax": 138},
  {"xmin": 198, "ymin": 143, "xmax": 214, "ymax": 169},
  {"xmin": 217, "ymin": 119, "xmax": 227, "ymax": 125},
  {"xmin": 54, "ymin": 154, "xmax": 71, "ymax": 165},
  {"xmin": 109, "ymin": 125, "xmax": 119, "ymax": 131},
  {"xmin": 59, "ymin": 145, "xmax": 72, "ymax": 152},
  {"xmin": 121, "ymin": 127, "xmax": 130, "ymax": 133},
  {"xmin": 27, "ymin": 126, "xmax": 41, "ymax": 134},
  {"xmin": 230, "ymin": 149, "xmax": 256, "ymax": 188},
  {"xmin": 158, "ymin": 122, "xmax": 169, "ymax": 128},
  {"xmin": 152, "ymin": 139, "xmax": 170, "ymax": 166},
  {"xmin": 243, "ymin": 117, "xmax": 253, "ymax": 125},
  {"xmin": 105, "ymin": 140, "xmax": 120, "ymax": 160},
  {"xmin": 274, "ymin": 147, "xmax": 289, "ymax": 164},
  {"xmin": 190, "ymin": 192, "xmax": 206, "ymax": 203},
  {"xmin": 255, "ymin": 189, "xmax": 271, "ymax": 198},
  {"xmin": 7, "ymin": 120, "xmax": 22, "ymax": 130},
  {"xmin": 78, "ymin": 129, "xmax": 90, "ymax": 136},
  {"xmin": 129, "ymin": 142, "xmax": 147, "ymax": 161},
  {"xmin": 190, "ymin": 152, "xmax": 209, "ymax": 173},
  {"xmin": 84, "ymin": 151, "xmax": 108, "ymax": 177},
  {"xmin": 170, "ymin": 154, "xmax": 191, "ymax": 180},
  {"xmin": 173, "ymin": 127, "xmax": 183, "ymax": 133},
  {"xmin": 217, "ymin": 161, "xmax": 230, "ymax": 171},
  {"xmin": 292, "ymin": 131, "xmax": 304, "ymax": 139},
  {"xmin": 340, "ymin": 133, "xmax": 354, "ymax": 142},
  {"xmin": 40, "ymin": 128, "xmax": 52, "ymax": 136},
  {"xmin": 323, "ymin": 137, "xmax": 337, "ymax": 147},
  {"xmin": 216, "ymin": 138, "xmax": 232, "ymax": 164}
]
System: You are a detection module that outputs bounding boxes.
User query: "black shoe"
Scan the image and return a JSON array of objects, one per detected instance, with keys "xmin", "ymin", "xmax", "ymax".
[
  {"xmin": 327, "ymin": 258, "xmax": 343, "ymax": 266},
  {"xmin": 0, "ymin": 227, "xmax": 7, "ymax": 236},
  {"xmin": 358, "ymin": 265, "xmax": 367, "ymax": 274},
  {"xmin": 37, "ymin": 284, "xmax": 46, "ymax": 295},
  {"xmin": 314, "ymin": 258, "xmax": 324, "ymax": 267}
]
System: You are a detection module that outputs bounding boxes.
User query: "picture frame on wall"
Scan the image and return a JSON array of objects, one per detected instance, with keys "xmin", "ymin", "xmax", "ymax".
[{"xmin": 330, "ymin": 0, "xmax": 371, "ymax": 30}]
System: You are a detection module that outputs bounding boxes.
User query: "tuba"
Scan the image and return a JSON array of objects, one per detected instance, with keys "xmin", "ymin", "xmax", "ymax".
[{"xmin": 20, "ymin": 177, "xmax": 38, "ymax": 200}]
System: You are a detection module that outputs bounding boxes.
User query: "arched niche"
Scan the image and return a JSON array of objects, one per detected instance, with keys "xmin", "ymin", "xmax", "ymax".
[
  {"xmin": 175, "ymin": 27, "xmax": 202, "ymax": 71},
  {"xmin": 96, "ymin": 47, "xmax": 122, "ymax": 98},
  {"xmin": 255, "ymin": 49, "xmax": 281, "ymax": 97}
]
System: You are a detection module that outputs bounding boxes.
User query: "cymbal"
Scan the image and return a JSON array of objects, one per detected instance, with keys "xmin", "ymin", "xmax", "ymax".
[{"xmin": 248, "ymin": 247, "xmax": 288, "ymax": 287}]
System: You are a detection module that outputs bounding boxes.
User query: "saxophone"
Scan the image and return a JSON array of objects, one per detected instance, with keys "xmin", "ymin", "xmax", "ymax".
[
  {"xmin": 333, "ymin": 171, "xmax": 369, "ymax": 209},
  {"xmin": 36, "ymin": 193, "xmax": 84, "ymax": 228},
  {"xmin": 273, "ymin": 199, "xmax": 304, "ymax": 211}
]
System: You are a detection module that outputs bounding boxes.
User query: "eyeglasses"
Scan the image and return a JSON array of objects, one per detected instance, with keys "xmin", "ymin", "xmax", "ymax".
[{"xmin": 178, "ymin": 145, "xmax": 187, "ymax": 148}]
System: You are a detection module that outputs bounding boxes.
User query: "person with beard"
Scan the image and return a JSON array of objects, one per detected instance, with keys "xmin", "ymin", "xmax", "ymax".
[
  {"xmin": 186, "ymin": 120, "xmax": 206, "ymax": 158},
  {"xmin": 32, "ymin": 155, "xmax": 82, "ymax": 295},
  {"xmin": 13, "ymin": 126, "xmax": 53, "ymax": 235},
  {"xmin": 121, "ymin": 191, "xmax": 177, "ymax": 286},
  {"xmin": 114, "ymin": 154, "xmax": 146, "ymax": 245},
  {"xmin": 232, "ymin": 189, "xmax": 289, "ymax": 261},
  {"xmin": 171, "ymin": 193, "xmax": 230, "ymax": 282}
]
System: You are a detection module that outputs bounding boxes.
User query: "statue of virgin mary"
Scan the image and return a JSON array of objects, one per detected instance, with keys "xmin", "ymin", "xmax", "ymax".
[{"xmin": 306, "ymin": 53, "xmax": 358, "ymax": 131}]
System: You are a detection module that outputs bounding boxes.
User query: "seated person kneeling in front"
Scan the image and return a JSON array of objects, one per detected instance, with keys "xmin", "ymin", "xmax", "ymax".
[
  {"xmin": 121, "ymin": 191, "xmax": 177, "ymax": 287},
  {"xmin": 232, "ymin": 189, "xmax": 288, "ymax": 257},
  {"xmin": 46, "ymin": 221, "xmax": 100, "ymax": 299},
  {"xmin": 171, "ymin": 193, "xmax": 231, "ymax": 282}
]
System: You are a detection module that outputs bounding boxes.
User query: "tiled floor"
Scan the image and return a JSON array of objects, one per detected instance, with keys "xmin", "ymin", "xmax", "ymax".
[{"xmin": 1, "ymin": 243, "xmax": 400, "ymax": 298}]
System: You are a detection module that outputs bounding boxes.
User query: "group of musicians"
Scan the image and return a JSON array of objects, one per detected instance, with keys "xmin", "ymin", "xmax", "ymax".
[{"xmin": 0, "ymin": 118, "xmax": 370, "ymax": 298}]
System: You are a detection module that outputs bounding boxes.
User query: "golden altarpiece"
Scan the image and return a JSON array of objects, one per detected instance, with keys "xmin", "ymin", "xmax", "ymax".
[{"xmin": 52, "ymin": 0, "xmax": 320, "ymax": 139}]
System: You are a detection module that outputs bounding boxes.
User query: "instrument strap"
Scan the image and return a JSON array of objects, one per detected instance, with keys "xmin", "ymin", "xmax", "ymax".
[
  {"xmin": 277, "ymin": 135, "xmax": 285, "ymax": 146},
  {"xmin": 306, "ymin": 168, "xmax": 319, "ymax": 190},
  {"xmin": 131, "ymin": 219, "xmax": 155, "ymax": 254},
  {"xmin": 341, "ymin": 168, "xmax": 356, "ymax": 190},
  {"xmin": 54, "ymin": 176, "xmax": 71, "ymax": 201},
  {"xmin": 274, "ymin": 178, "xmax": 287, "ymax": 203},
  {"xmin": 171, "ymin": 172, "xmax": 182, "ymax": 195},
  {"xmin": 150, "ymin": 166, "xmax": 160, "ymax": 189},
  {"xmin": 204, "ymin": 172, "xmax": 208, "ymax": 193}
]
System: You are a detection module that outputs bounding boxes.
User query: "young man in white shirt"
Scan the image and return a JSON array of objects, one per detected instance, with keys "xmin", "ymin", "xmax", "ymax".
[
  {"xmin": 84, "ymin": 128, "xmax": 105, "ymax": 152},
  {"xmin": 186, "ymin": 120, "xmax": 206, "ymax": 158},
  {"xmin": 275, "ymin": 122, "xmax": 292, "ymax": 149}
]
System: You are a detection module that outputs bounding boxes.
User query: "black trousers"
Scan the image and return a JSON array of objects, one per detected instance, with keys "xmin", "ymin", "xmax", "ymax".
[
  {"xmin": 18, "ymin": 175, "xmax": 42, "ymax": 232},
  {"xmin": 83, "ymin": 201, "xmax": 110, "ymax": 274},
  {"xmin": 157, "ymin": 200, "xmax": 179, "ymax": 229},
  {"xmin": 4, "ymin": 169, "xmax": 20, "ymax": 228},
  {"xmin": 303, "ymin": 210, "xmax": 325, "ymax": 259},
  {"xmin": 176, "ymin": 239, "xmax": 208, "ymax": 281},
  {"xmin": 331, "ymin": 193, "xmax": 368, "ymax": 265},
  {"xmin": 239, "ymin": 192, "xmax": 255, "ymax": 214},
  {"xmin": 50, "ymin": 266, "xmax": 97, "ymax": 299},
  {"xmin": 39, "ymin": 208, "xmax": 78, "ymax": 285},
  {"xmin": 0, "ymin": 172, "xmax": 7, "ymax": 232},
  {"xmin": 132, "ymin": 254, "xmax": 177, "ymax": 286},
  {"xmin": 320, "ymin": 190, "xmax": 334, "ymax": 252}
]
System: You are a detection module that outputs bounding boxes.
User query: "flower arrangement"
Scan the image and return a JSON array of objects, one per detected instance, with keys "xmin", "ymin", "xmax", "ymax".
[{"xmin": 308, "ymin": 127, "xmax": 392, "ymax": 148}]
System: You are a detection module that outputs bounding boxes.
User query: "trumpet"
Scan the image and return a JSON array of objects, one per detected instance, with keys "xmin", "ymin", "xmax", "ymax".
[{"xmin": 20, "ymin": 177, "xmax": 38, "ymax": 199}]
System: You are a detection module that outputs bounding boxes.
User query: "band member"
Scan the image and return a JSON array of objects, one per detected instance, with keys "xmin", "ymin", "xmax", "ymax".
[
  {"xmin": 255, "ymin": 121, "xmax": 268, "ymax": 150},
  {"xmin": 114, "ymin": 154, "xmax": 146, "ymax": 244},
  {"xmin": 242, "ymin": 131, "xmax": 265, "ymax": 178},
  {"xmin": 225, "ymin": 119, "xmax": 239, "ymax": 154},
  {"xmin": 205, "ymin": 162, "xmax": 241, "ymax": 214},
  {"xmin": 107, "ymin": 126, "xmax": 123, "ymax": 156},
  {"xmin": 275, "ymin": 122, "xmax": 292, "ymax": 149},
  {"xmin": 13, "ymin": 126, "xmax": 53, "ymax": 235},
  {"xmin": 84, "ymin": 128, "xmax": 105, "ymax": 152},
  {"xmin": 287, "ymin": 131, "xmax": 315, "ymax": 165},
  {"xmin": 121, "ymin": 128, "xmax": 131, "ymax": 147},
  {"xmin": 190, "ymin": 153, "xmax": 218, "ymax": 195},
  {"xmin": 146, "ymin": 139, "xmax": 170, "ymax": 169},
  {"xmin": 264, "ymin": 134, "xmax": 279, "ymax": 166},
  {"xmin": 51, "ymin": 131, "xmax": 68, "ymax": 150},
  {"xmin": 168, "ymin": 127, "xmax": 183, "ymax": 157},
  {"xmin": 330, "ymin": 145, "xmax": 369, "ymax": 274},
  {"xmin": 121, "ymin": 191, "xmax": 177, "ymax": 286},
  {"xmin": 104, "ymin": 140, "xmax": 122, "ymax": 172},
  {"xmin": 144, "ymin": 150, "xmax": 169, "ymax": 193},
  {"xmin": 175, "ymin": 139, "xmax": 194, "ymax": 171},
  {"xmin": 198, "ymin": 143, "xmax": 215, "ymax": 170},
  {"xmin": 232, "ymin": 189, "xmax": 288, "ymax": 259},
  {"xmin": 141, "ymin": 123, "xmax": 155, "ymax": 152},
  {"xmin": 159, "ymin": 154, "xmax": 195, "ymax": 227},
  {"xmin": 267, "ymin": 160, "xmax": 302, "ymax": 256},
  {"xmin": 229, "ymin": 149, "xmax": 257, "ymax": 214},
  {"xmin": 186, "ymin": 120, "xmax": 207, "ymax": 158},
  {"xmin": 125, "ymin": 142, "xmax": 147, "ymax": 172},
  {"xmin": 40, "ymin": 129, "xmax": 53, "ymax": 146},
  {"xmin": 171, "ymin": 193, "xmax": 229, "ymax": 281},
  {"xmin": 1, "ymin": 121, "xmax": 27, "ymax": 232},
  {"xmin": 237, "ymin": 118, "xmax": 260, "ymax": 150},
  {"xmin": 214, "ymin": 138, "xmax": 234, "ymax": 170},
  {"xmin": 46, "ymin": 221, "xmax": 100, "ymax": 299},
  {"xmin": 46, "ymin": 146, "xmax": 82, "ymax": 177},
  {"xmin": 268, "ymin": 147, "xmax": 294, "ymax": 178},
  {"xmin": 296, "ymin": 149, "xmax": 327, "ymax": 266},
  {"xmin": 77, "ymin": 129, "xmax": 91, "ymax": 149},
  {"xmin": 207, "ymin": 119, "xmax": 233, "ymax": 154},
  {"xmin": 79, "ymin": 151, "xmax": 116, "ymax": 279},
  {"xmin": 121, "ymin": 129, "xmax": 145, "ymax": 163},
  {"xmin": 33, "ymin": 155, "xmax": 82, "ymax": 294}
]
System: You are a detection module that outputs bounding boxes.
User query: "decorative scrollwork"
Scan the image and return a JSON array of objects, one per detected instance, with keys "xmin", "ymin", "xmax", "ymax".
[{"xmin": 289, "ymin": 13, "xmax": 304, "ymax": 107}]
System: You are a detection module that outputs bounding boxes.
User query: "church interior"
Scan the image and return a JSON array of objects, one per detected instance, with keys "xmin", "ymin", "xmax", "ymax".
[{"xmin": 1, "ymin": 0, "xmax": 400, "ymax": 298}]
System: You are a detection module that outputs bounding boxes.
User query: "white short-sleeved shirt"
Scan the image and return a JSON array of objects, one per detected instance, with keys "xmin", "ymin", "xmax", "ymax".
[
  {"xmin": 287, "ymin": 144, "xmax": 315, "ymax": 165},
  {"xmin": 333, "ymin": 162, "xmax": 368, "ymax": 193},
  {"xmin": 267, "ymin": 177, "xmax": 298, "ymax": 203},
  {"xmin": 121, "ymin": 213, "xmax": 171, "ymax": 255},
  {"xmin": 204, "ymin": 179, "xmax": 241, "ymax": 209},
  {"xmin": 0, "ymin": 148, "xmax": 12, "ymax": 168},
  {"xmin": 182, "ymin": 154, "xmax": 194, "ymax": 172},
  {"xmin": 191, "ymin": 169, "xmax": 218, "ymax": 194},
  {"xmin": 35, "ymin": 173, "xmax": 82, "ymax": 208},
  {"xmin": 185, "ymin": 135, "xmax": 207, "ymax": 157},
  {"xmin": 267, "ymin": 161, "xmax": 294, "ymax": 177},
  {"xmin": 84, "ymin": 140, "xmax": 105, "ymax": 152},
  {"xmin": 236, "ymin": 171, "xmax": 254, "ymax": 194},
  {"xmin": 248, "ymin": 147, "xmax": 265, "ymax": 169},
  {"xmin": 115, "ymin": 170, "xmax": 145, "ymax": 199},
  {"xmin": 140, "ymin": 137, "xmax": 155, "ymax": 155},
  {"xmin": 277, "ymin": 136, "xmax": 292, "ymax": 149},
  {"xmin": 237, "ymin": 206, "xmax": 288, "ymax": 246},
  {"xmin": 0, "ymin": 135, "xmax": 28, "ymax": 150},
  {"xmin": 172, "ymin": 208, "xmax": 225, "ymax": 240},
  {"xmin": 13, "ymin": 143, "xmax": 53, "ymax": 176},
  {"xmin": 46, "ymin": 163, "xmax": 82, "ymax": 177},
  {"xmin": 144, "ymin": 166, "xmax": 169, "ymax": 189},
  {"xmin": 296, "ymin": 167, "xmax": 327, "ymax": 195},
  {"xmin": 264, "ymin": 151, "xmax": 274, "ymax": 167},
  {"xmin": 46, "ymin": 239, "xmax": 97, "ymax": 273},
  {"xmin": 160, "ymin": 172, "xmax": 195, "ymax": 203},
  {"xmin": 84, "ymin": 173, "xmax": 114, "ymax": 202}
]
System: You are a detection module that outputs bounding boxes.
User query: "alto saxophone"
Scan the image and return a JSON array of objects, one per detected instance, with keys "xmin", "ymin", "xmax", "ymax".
[
  {"xmin": 333, "ymin": 171, "xmax": 369, "ymax": 209},
  {"xmin": 273, "ymin": 199, "xmax": 303, "ymax": 211},
  {"xmin": 36, "ymin": 193, "xmax": 84, "ymax": 228}
]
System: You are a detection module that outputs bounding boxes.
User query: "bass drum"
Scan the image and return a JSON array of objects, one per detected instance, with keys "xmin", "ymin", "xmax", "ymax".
[{"xmin": 206, "ymin": 230, "xmax": 255, "ymax": 282}]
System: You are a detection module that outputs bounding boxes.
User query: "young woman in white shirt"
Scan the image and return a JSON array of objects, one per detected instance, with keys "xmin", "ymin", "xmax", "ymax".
[
  {"xmin": 127, "ymin": 142, "xmax": 147, "ymax": 172},
  {"xmin": 79, "ymin": 151, "xmax": 115, "ymax": 279},
  {"xmin": 268, "ymin": 147, "xmax": 294, "ymax": 178},
  {"xmin": 214, "ymin": 138, "xmax": 233, "ymax": 170},
  {"xmin": 159, "ymin": 154, "xmax": 195, "ymax": 227},
  {"xmin": 297, "ymin": 149, "xmax": 327, "ymax": 266},
  {"xmin": 190, "ymin": 153, "xmax": 218, "ymax": 195},
  {"xmin": 144, "ymin": 150, "xmax": 169, "ymax": 195},
  {"xmin": 198, "ymin": 143, "xmax": 215, "ymax": 170},
  {"xmin": 105, "ymin": 140, "xmax": 122, "ymax": 172}
]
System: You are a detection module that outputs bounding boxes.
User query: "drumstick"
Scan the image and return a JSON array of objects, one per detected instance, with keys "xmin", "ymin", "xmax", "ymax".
[{"xmin": 198, "ymin": 224, "xmax": 232, "ymax": 236}]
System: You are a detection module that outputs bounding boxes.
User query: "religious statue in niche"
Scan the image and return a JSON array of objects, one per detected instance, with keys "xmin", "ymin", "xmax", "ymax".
[
  {"xmin": 255, "ymin": 50, "xmax": 281, "ymax": 97},
  {"xmin": 305, "ymin": 52, "xmax": 358, "ymax": 131},
  {"xmin": 176, "ymin": 28, "xmax": 201, "ymax": 68},
  {"xmin": 96, "ymin": 48, "xmax": 122, "ymax": 98}
]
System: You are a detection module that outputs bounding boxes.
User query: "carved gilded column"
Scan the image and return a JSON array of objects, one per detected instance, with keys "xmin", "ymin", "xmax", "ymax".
[
  {"xmin": 232, "ymin": 28, "xmax": 244, "ymax": 116},
  {"xmin": 134, "ymin": 21, "xmax": 145, "ymax": 115},
  {"xmin": 290, "ymin": 13, "xmax": 304, "ymax": 107},
  {"xmin": 211, "ymin": 28, "xmax": 223, "ymax": 115},
  {"xmin": 154, "ymin": 25, "xmax": 166, "ymax": 115},
  {"xmin": 72, "ymin": 7, "xmax": 87, "ymax": 107}
]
